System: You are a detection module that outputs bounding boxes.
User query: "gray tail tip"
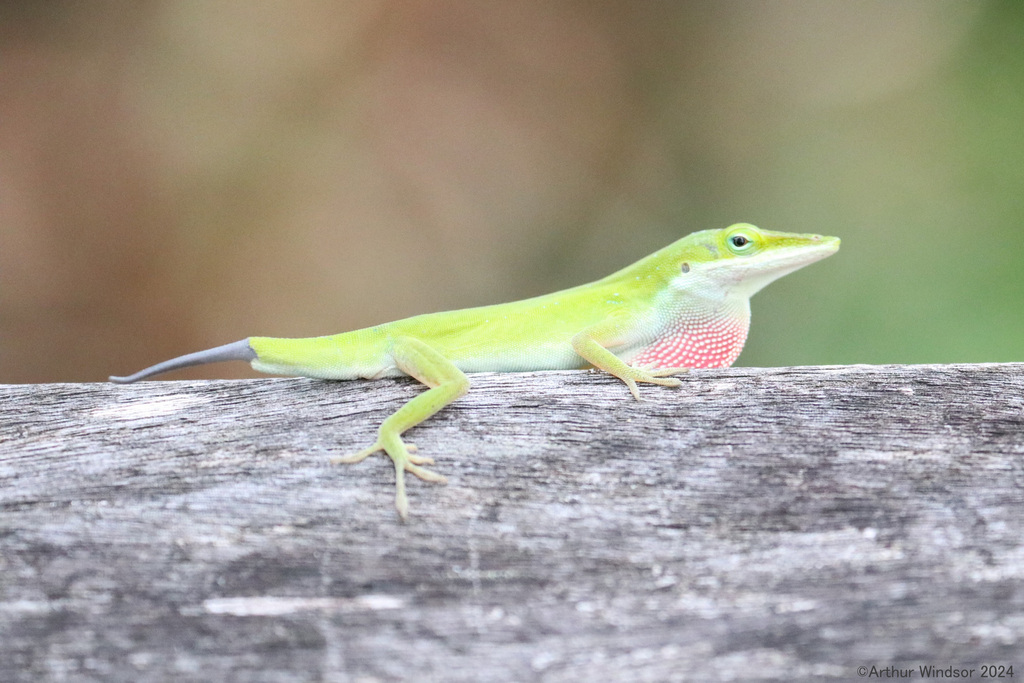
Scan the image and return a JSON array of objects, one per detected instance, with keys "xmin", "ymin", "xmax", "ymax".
[{"xmin": 108, "ymin": 338, "xmax": 255, "ymax": 384}]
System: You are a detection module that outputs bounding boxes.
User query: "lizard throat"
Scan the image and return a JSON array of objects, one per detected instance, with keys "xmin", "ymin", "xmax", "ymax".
[{"xmin": 628, "ymin": 302, "xmax": 750, "ymax": 369}]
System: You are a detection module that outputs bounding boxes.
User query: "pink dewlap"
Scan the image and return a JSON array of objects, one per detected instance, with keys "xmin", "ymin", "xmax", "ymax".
[{"xmin": 629, "ymin": 315, "xmax": 748, "ymax": 369}]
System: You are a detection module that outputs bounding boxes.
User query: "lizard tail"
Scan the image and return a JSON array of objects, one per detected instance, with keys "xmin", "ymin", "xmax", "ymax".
[{"xmin": 109, "ymin": 339, "xmax": 256, "ymax": 383}]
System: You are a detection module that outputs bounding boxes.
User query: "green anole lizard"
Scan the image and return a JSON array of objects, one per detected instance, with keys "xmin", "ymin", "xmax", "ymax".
[{"xmin": 111, "ymin": 223, "xmax": 839, "ymax": 518}]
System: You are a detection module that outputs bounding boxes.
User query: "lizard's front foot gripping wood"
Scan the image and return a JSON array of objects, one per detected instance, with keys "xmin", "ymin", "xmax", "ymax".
[{"xmin": 572, "ymin": 326, "xmax": 689, "ymax": 400}]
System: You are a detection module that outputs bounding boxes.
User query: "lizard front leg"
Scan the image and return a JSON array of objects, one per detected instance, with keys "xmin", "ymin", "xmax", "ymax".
[{"xmin": 571, "ymin": 317, "xmax": 688, "ymax": 400}]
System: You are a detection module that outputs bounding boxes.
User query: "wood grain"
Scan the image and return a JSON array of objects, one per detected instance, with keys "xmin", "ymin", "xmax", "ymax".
[{"xmin": 2, "ymin": 365, "xmax": 1023, "ymax": 681}]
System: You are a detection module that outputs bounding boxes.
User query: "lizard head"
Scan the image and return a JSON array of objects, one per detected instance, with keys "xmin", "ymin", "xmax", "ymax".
[
  {"xmin": 663, "ymin": 223, "xmax": 840, "ymax": 301},
  {"xmin": 620, "ymin": 224, "xmax": 840, "ymax": 368}
]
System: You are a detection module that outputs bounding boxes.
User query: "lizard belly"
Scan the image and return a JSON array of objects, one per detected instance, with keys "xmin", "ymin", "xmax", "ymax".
[
  {"xmin": 627, "ymin": 310, "xmax": 749, "ymax": 369},
  {"xmin": 455, "ymin": 344, "xmax": 585, "ymax": 373}
]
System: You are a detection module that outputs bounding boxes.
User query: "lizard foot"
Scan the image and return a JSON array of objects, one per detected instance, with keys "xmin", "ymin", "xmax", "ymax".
[
  {"xmin": 641, "ymin": 366, "xmax": 691, "ymax": 379},
  {"xmin": 331, "ymin": 435, "xmax": 446, "ymax": 519},
  {"xmin": 618, "ymin": 366, "xmax": 689, "ymax": 399}
]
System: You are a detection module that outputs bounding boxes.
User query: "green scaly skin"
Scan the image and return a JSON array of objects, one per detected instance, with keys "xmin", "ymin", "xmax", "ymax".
[{"xmin": 112, "ymin": 224, "xmax": 839, "ymax": 518}]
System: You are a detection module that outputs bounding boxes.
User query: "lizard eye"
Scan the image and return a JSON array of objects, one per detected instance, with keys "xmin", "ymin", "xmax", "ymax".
[{"xmin": 726, "ymin": 230, "xmax": 758, "ymax": 254}]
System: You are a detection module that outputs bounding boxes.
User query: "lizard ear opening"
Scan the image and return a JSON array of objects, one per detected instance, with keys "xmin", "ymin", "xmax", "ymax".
[{"xmin": 680, "ymin": 262, "xmax": 690, "ymax": 273}]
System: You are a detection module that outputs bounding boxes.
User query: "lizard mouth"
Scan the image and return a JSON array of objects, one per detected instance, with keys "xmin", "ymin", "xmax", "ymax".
[{"xmin": 712, "ymin": 237, "xmax": 840, "ymax": 298}]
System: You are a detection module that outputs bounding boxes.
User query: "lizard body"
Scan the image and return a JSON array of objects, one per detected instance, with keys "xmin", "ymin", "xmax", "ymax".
[{"xmin": 111, "ymin": 224, "xmax": 839, "ymax": 517}]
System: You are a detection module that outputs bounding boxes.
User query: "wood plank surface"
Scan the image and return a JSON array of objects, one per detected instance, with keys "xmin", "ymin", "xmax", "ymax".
[{"xmin": 2, "ymin": 364, "xmax": 1023, "ymax": 682}]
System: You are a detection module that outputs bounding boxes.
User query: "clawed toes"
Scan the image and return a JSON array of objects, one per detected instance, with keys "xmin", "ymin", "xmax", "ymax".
[
  {"xmin": 648, "ymin": 367, "xmax": 690, "ymax": 378},
  {"xmin": 407, "ymin": 453, "xmax": 435, "ymax": 466},
  {"xmin": 405, "ymin": 462, "xmax": 448, "ymax": 484},
  {"xmin": 395, "ymin": 490, "xmax": 410, "ymax": 520},
  {"xmin": 331, "ymin": 446, "xmax": 378, "ymax": 465},
  {"xmin": 331, "ymin": 436, "xmax": 447, "ymax": 520}
]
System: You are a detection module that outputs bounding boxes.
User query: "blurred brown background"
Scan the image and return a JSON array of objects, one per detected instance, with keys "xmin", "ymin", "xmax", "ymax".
[{"xmin": 1, "ymin": 1, "xmax": 1021, "ymax": 383}]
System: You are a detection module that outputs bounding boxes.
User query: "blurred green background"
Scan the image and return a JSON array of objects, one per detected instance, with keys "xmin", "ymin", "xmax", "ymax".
[{"xmin": 0, "ymin": 1, "xmax": 1021, "ymax": 383}]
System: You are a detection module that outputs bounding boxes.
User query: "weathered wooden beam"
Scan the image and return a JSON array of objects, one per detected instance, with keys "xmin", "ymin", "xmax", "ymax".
[{"xmin": 2, "ymin": 364, "xmax": 1023, "ymax": 681}]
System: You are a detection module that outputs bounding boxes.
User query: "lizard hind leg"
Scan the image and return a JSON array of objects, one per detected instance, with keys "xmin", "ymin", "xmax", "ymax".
[{"xmin": 331, "ymin": 336, "xmax": 469, "ymax": 519}]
